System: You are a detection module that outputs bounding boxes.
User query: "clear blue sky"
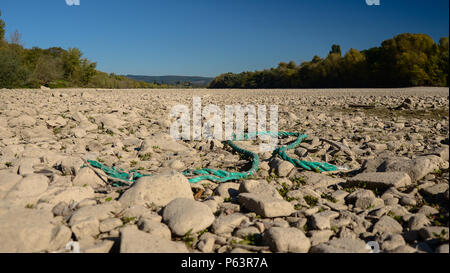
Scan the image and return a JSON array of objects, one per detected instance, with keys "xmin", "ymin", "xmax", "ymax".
[{"xmin": 1, "ymin": 0, "xmax": 448, "ymax": 77}]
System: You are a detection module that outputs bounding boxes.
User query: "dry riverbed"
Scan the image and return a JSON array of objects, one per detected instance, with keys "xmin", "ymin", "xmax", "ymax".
[{"xmin": 0, "ymin": 87, "xmax": 449, "ymax": 253}]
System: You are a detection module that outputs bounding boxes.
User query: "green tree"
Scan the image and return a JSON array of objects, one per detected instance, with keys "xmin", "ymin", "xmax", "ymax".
[
  {"xmin": 30, "ymin": 54, "xmax": 63, "ymax": 86},
  {"xmin": 0, "ymin": 11, "xmax": 5, "ymax": 41},
  {"xmin": 438, "ymin": 37, "xmax": 449, "ymax": 86},
  {"xmin": 62, "ymin": 48, "xmax": 82, "ymax": 82},
  {"xmin": 0, "ymin": 48, "xmax": 28, "ymax": 88},
  {"xmin": 329, "ymin": 44, "xmax": 342, "ymax": 56}
]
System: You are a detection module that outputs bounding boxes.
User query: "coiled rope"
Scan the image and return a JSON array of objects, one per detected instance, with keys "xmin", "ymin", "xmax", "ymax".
[{"xmin": 84, "ymin": 131, "xmax": 338, "ymax": 186}]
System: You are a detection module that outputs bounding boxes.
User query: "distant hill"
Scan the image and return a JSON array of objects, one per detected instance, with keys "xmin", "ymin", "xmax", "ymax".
[{"xmin": 126, "ymin": 75, "xmax": 214, "ymax": 87}]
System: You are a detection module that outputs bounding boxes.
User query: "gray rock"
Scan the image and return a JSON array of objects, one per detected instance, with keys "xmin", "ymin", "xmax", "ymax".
[
  {"xmin": 373, "ymin": 216, "xmax": 403, "ymax": 234},
  {"xmin": 379, "ymin": 156, "xmax": 438, "ymax": 182},
  {"xmin": 162, "ymin": 198, "xmax": 215, "ymax": 236},
  {"xmin": 264, "ymin": 227, "xmax": 310, "ymax": 253},
  {"xmin": 119, "ymin": 171, "xmax": 193, "ymax": 207},
  {"xmin": 418, "ymin": 226, "xmax": 449, "ymax": 240},
  {"xmin": 301, "ymin": 172, "xmax": 344, "ymax": 189},
  {"xmin": 407, "ymin": 213, "xmax": 430, "ymax": 230},
  {"xmin": 138, "ymin": 218, "xmax": 172, "ymax": 239},
  {"xmin": 0, "ymin": 208, "xmax": 71, "ymax": 252},
  {"xmin": 399, "ymin": 195, "xmax": 417, "ymax": 206},
  {"xmin": 347, "ymin": 172, "xmax": 411, "ymax": 189},
  {"xmin": 238, "ymin": 193, "xmax": 294, "ymax": 218},
  {"xmin": 388, "ymin": 245, "xmax": 417, "ymax": 253},
  {"xmin": 139, "ymin": 133, "xmax": 190, "ymax": 154},
  {"xmin": 197, "ymin": 237, "xmax": 215, "ymax": 253},
  {"xmin": 379, "ymin": 233, "xmax": 406, "ymax": 252},
  {"xmin": 270, "ymin": 159, "xmax": 294, "ymax": 177},
  {"xmin": 345, "ymin": 189, "xmax": 377, "ymax": 209},
  {"xmin": 5, "ymin": 174, "xmax": 49, "ymax": 199},
  {"xmin": 72, "ymin": 167, "xmax": 106, "ymax": 188},
  {"xmin": 121, "ymin": 205, "xmax": 162, "ymax": 221},
  {"xmin": 421, "ymin": 183, "xmax": 449, "ymax": 198},
  {"xmin": 58, "ymin": 157, "xmax": 84, "ymax": 176},
  {"xmin": 310, "ymin": 211, "xmax": 339, "ymax": 230},
  {"xmin": 234, "ymin": 227, "xmax": 261, "ymax": 238},
  {"xmin": 38, "ymin": 186, "xmax": 95, "ymax": 206},
  {"xmin": 331, "ymin": 190, "xmax": 349, "ymax": 203},
  {"xmin": 0, "ymin": 173, "xmax": 23, "ymax": 198},
  {"xmin": 368, "ymin": 143, "xmax": 387, "ymax": 152},
  {"xmin": 69, "ymin": 202, "xmax": 122, "ymax": 225},
  {"xmin": 120, "ymin": 226, "xmax": 188, "ymax": 253},
  {"xmin": 309, "ymin": 230, "xmax": 334, "ymax": 245},
  {"xmin": 82, "ymin": 240, "xmax": 115, "ymax": 253},
  {"xmin": 310, "ymin": 238, "xmax": 370, "ymax": 253},
  {"xmin": 239, "ymin": 180, "xmax": 282, "ymax": 199},
  {"xmin": 212, "ymin": 213, "xmax": 248, "ymax": 235},
  {"xmin": 417, "ymin": 205, "xmax": 439, "ymax": 216},
  {"xmin": 8, "ymin": 115, "xmax": 36, "ymax": 127},
  {"xmin": 71, "ymin": 216, "xmax": 100, "ymax": 240},
  {"xmin": 214, "ymin": 183, "xmax": 240, "ymax": 199},
  {"xmin": 99, "ymin": 218, "xmax": 123, "ymax": 233}
]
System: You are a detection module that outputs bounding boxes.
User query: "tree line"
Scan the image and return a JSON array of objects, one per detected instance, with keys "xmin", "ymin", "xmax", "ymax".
[
  {"xmin": 208, "ymin": 33, "xmax": 449, "ymax": 89},
  {"xmin": 0, "ymin": 11, "xmax": 166, "ymax": 89}
]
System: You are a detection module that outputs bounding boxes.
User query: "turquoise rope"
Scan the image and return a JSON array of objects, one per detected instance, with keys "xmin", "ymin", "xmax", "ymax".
[{"xmin": 84, "ymin": 131, "xmax": 338, "ymax": 186}]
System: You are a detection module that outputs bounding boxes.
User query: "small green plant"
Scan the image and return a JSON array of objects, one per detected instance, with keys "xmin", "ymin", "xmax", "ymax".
[
  {"xmin": 25, "ymin": 204, "xmax": 34, "ymax": 209},
  {"xmin": 433, "ymin": 169, "xmax": 444, "ymax": 177},
  {"xmin": 152, "ymin": 146, "xmax": 160, "ymax": 149},
  {"xmin": 60, "ymin": 145, "xmax": 66, "ymax": 151},
  {"xmin": 223, "ymin": 197, "xmax": 232, "ymax": 202},
  {"xmin": 432, "ymin": 229, "xmax": 448, "ymax": 242},
  {"xmin": 105, "ymin": 197, "xmax": 112, "ymax": 202},
  {"xmin": 105, "ymin": 129, "xmax": 114, "ymax": 136},
  {"xmin": 181, "ymin": 229, "xmax": 196, "ymax": 248},
  {"xmin": 5, "ymin": 162, "xmax": 12, "ymax": 167},
  {"xmin": 294, "ymin": 204, "xmax": 303, "ymax": 210},
  {"xmin": 291, "ymin": 176, "xmax": 306, "ymax": 187},
  {"xmin": 197, "ymin": 229, "xmax": 209, "ymax": 237},
  {"xmin": 285, "ymin": 196, "xmax": 297, "ymax": 202},
  {"xmin": 139, "ymin": 153, "xmax": 152, "ymax": 161},
  {"xmin": 304, "ymin": 195, "xmax": 318, "ymax": 207},
  {"xmin": 96, "ymin": 157, "xmax": 104, "ymax": 163},
  {"xmin": 266, "ymin": 173, "xmax": 278, "ymax": 183},
  {"xmin": 321, "ymin": 193, "xmax": 337, "ymax": 203},
  {"xmin": 387, "ymin": 211, "xmax": 403, "ymax": 223},
  {"xmin": 343, "ymin": 186, "xmax": 357, "ymax": 194},
  {"xmin": 53, "ymin": 127, "xmax": 62, "ymax": 135},
  {"xmin": 428, "ymin": 214, "xmax": 447, "ymax": 227},
  {"xmin": 302, "ymin": 224, "xmax": 309, "ymax": 232},
  {"xmin": 278, "ymin": 183, "xmax": 289, "ymax": 198},
  {"xmin": 121, "ymin": 216, "xmax": 137, "ymax": 225},
  {"xmin": 130, "ymin": 160, "xmax": 138, "ymax": 167},
  {"xmin": 238, "ymin": 234, "xmax": 264, "ymax": 246},
  {"xmin": 122, "ymin": 146, "xmax": 130, "ymax": 152}
]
